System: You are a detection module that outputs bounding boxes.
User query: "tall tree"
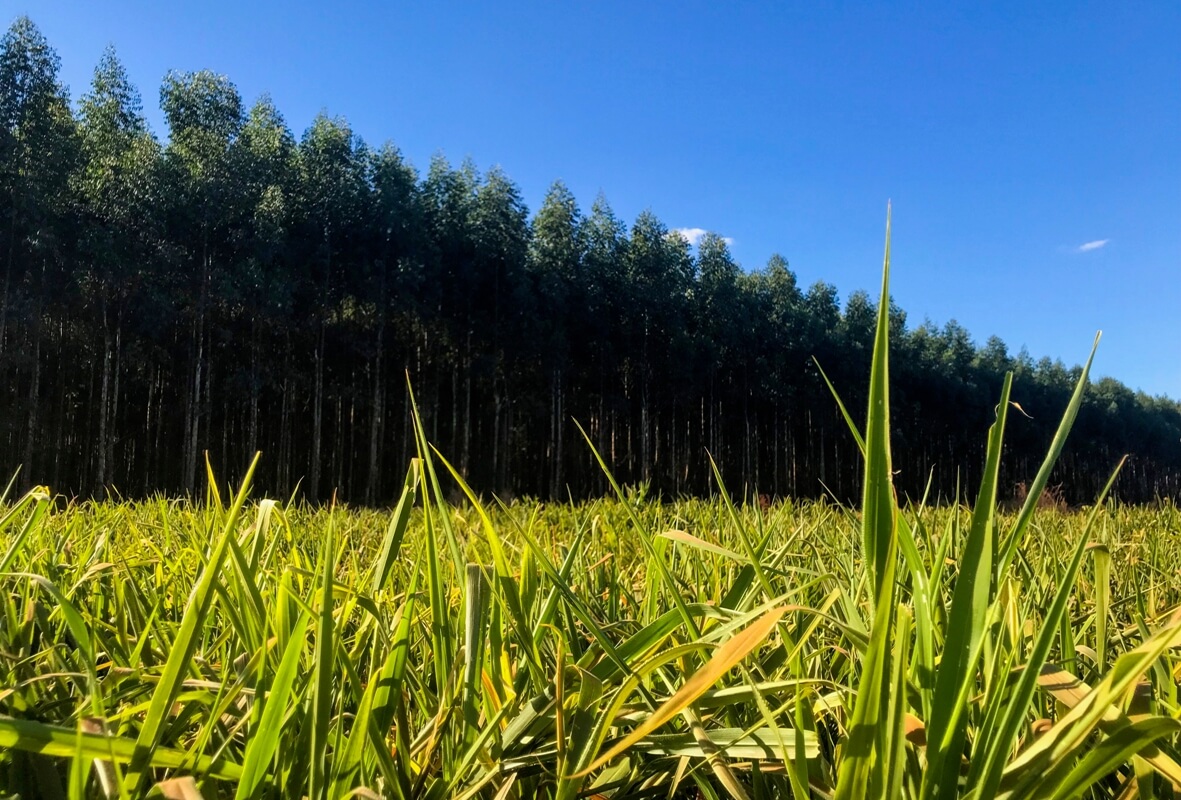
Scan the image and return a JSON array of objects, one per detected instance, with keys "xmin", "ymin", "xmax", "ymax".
[
  {"xmin": 297, "ymin": 113, "xmax": 369, "ymax": 499},
  {"xmin": 0, "ymin": 17, "xmax": 78, "ymax": 477},
  {"xmin": 528, "ymin": 180, "xmax": 584, "ymax": 493},
  {"xmin": 75, "ymin": 46, "xmax": 161, "ymax": 489},
  {"xmin": 470, "ymin": 166, "xmax": 530, "ymax": 486},
  {"xmin": 232, "ymin": 96, "xmax": 298, "ymax": 476},
  {"xmin": 160, "ymin": 69, "xmax": 244, "ymax": 491},
  {"xmin": 365, "ymin": 142, "xmax": 421, "ymax": 502}
]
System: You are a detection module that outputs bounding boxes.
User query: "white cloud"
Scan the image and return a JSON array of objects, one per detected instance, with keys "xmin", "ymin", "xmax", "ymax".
[
  {"xmin": 1075, "ymin": 239, "xmax": 1110, "ymax": 253},
  {"xmin": 673, "ymin": 227, "xmax": 735, "ymax": 248}
]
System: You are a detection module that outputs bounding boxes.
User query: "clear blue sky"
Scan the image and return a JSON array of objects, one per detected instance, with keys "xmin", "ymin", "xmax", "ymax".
[{"xmin": 26, "ymin": 1, "xmax": 1181, "ymax": 398}]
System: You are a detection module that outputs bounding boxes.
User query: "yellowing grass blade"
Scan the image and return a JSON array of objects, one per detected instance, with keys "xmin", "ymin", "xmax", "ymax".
[
  {"xmin": 0, "ymin": 715, "xmax": 243, "ymax": 780},
  {"xmin": 1034, "ymin": 665, "xmax": 1181, "ymax": 787},
  {"xmin": 0, "ymin": 485, "xmax": 51, "ymax": 572},
  {"xmin": 659, "ymin": 529, "xmax": 742, "ymax": 561},
  {"xmin": 575, "ymin": 605, "xmax": 788, "ymax": 776}
]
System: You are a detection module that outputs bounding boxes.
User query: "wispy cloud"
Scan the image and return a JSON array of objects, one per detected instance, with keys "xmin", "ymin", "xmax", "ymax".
[
  {"xmin": 673, "ymin": 227, "xmax": 734, "ymax": 247},
  {"xmin": 1075, "ymin": 239, "xmax": 1110, "ymax": 253}
]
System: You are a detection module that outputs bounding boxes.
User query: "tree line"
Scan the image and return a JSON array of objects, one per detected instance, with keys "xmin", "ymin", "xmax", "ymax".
[{"xmin": 2, "ymin": 16, "xmax": 1178, "ymax": 506}]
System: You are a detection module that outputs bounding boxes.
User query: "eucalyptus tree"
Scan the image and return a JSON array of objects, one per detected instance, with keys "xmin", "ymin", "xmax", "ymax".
[
  {"xmin": 297, "ymin": 113, "xmax": 371, "ymax": 499},
  {"xmin": 528, "ymin": 180, "xmax": 584, "ymax": 493},
  {"xmin": 159, "ymin": 69, "xmax": 244, "ymax": 492},
  {"xmin": 232, "ymin": 96, "xmax": 299, "ymax": 473},
  {"xmin": 576, "ymin": 194, "xmax": 628, "ymax": 485},
  {"xmin": 420, "ymin": 155, "xmax": 478, "ymax": 466},
  {"xmin": 75, "ymin": 46, "xmax": 162, "ymax": 489},
  {"xmin": 0, "ymin": 16, "xmax": 78, "ymax": 478},
  {"xmin": 470, "ymin": 166, "xmax": 530, "ymax": 486},
  {"xmin": 694, "ymin": 232, "xmax": 742, "ymax": 465},
  {"xmin": 747, "ymin": 254, "xmax": 806, "ymax": 490},
  {"xmin": 365, "ymin": 142, "xmax": 421, "ymax": 502},
  {"xmin": 625, "ymin": 210, "xmax": 693, "ymax": 483}
]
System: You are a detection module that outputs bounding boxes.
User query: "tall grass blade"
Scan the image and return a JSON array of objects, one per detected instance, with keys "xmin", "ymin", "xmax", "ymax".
[
  {"xmin": 124, "ymin": 453, "xmax": 260, "ymax": 791},
  {"xmin": 921, "ymin": 374, "xmax": 1012, "ymax": 800},
  {"xmin": 833, "ymin": 204, "xmax": 898, "ymax": 800}
]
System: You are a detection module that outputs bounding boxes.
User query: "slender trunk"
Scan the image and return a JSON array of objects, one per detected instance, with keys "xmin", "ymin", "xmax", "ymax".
[
  {"xmin": 97, "ymin": 295, "xmax": 111, "ymax": 488},
  {"xmin": 641, "ymin": 375, "xmax": 650, "ymax": 482},
  {"xmin": 0, "ymin": 207, "xmax": 15, "ymax": 357},
  {"xmin": 462, "ymin": 334, "xmax": 472, "ymax": 476},
  {"xmin": 248, "ymin": 318, "xmax": 259, "ymax": 454},
  {"xmin": 111, "ymin": 316, "xmax": 122, "ymax": 485},
  {"xmin": 279, "ymin": 338, "xmax": 292, "ymax": 490},
  {"xmin": 52, "ymin": 332, "xmax": 66, "ymax": 488},
  {"xmin": 333, "ymin": 394, "xmax": 343, "ymax": 495},
  {"xmin": 310, "ymin": 323, "xmax": 324, "ymax": 500},
  {"xmin": 186, "ymin": 323, "xmax": 203, "ymax": 493},
  {"xmin": 492, "ymin": 380, "xmax": 501, "ymax": 490},
  {"xmin": 184, "ymin": 244, "xmax": 209, "ymax": 494},
  {"xmin": 23, "ymin": 312, "xmax": 41, "ymax": 475},
  {"xmin": 279, "ymin": 373, "xmax": 290, "ymax": 490},
  {"xmin": 144, "ymin": 366, "xmax": 155, "ymax": 494},
  {"xmin": 366, "ymin": 313, "xmax": 384, "ymax": 504},
  {"xmin": 552, "ymin": 368, "xmax": 563, "ymax": 497}
]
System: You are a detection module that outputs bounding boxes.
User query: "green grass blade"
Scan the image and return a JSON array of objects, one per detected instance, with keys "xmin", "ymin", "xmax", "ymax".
[
  {"xmin": 969, "ymin": 457, "xmax": 1127, "ymax": 799},
  {"xmin": 0, "ymin": 715, "xmax": 243, "ymax": 781},
  {"xmin": 1042, "ymin": 718, "xmax": 1181, "ymax": 800},
  {"xmin": 235, "ymin": 609, "xmax": 312, "ymax": 800},
  {"xmin": 0, "ymin": 485, "xmax": 51, "ymax": 572},
  {"xmin": 371, "ymin": 459, "xmax": 420, "ymax": 596},
  {"xmin": 921, "ymin": 373, "xmax": 1012, "ymax": 800},
  {"xmin": 998, "ymin": 333, "xmax": 1100, "ymax": 577},
  {"xmin": 124, "ymin": 453, "xmax": 260, "ymax": 791},
  {"xmin": 308, "ymin": 509, "xmax": 338, "ymax": 800},
  {"xmin": 834, "ymin": 205, "xmax": 898, "ymax": 800}
]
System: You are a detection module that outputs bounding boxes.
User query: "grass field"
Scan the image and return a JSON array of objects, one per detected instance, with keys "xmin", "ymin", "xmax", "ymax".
[{"xmin": 4, "ymin": 227, "xmax": 1181, "ymax": 799}]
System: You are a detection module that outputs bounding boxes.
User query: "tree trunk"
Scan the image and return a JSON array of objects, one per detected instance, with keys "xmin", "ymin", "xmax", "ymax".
[
  {"xmin": 97, "ymin": 295, "xmax": 111, "ymax": 488},
  {"xmin": 310, "ymin": 323, "xmax": 324, "ymax": 500},
  {"xmin": 0, "ymin": 207, "xmax": 15, "ymax": 358},
  {"xmin": 23, "ymin": 311, "xmax": 40, "ymax": 475},
  {"xmin": 248, "ymin": 318, "xmax": 260, "ymax": 455},
  {"xmin": 111, "ymin": 315, "xmax": 122, "ymax": 485},
  {"xmin": 366, "ymin": 313, "xmax": 385, "ymax": 504}
]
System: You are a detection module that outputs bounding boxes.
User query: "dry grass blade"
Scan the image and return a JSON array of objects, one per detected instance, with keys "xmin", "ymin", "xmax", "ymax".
[{"xmin": 575, "ymin": 605, "xmax": 788, "ymax": 776}]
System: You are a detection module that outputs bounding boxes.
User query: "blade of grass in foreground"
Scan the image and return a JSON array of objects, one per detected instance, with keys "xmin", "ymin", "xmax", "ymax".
[
  {"xmin": 574, "ymin": 604, "xmax": 789, "ymax": 776},
  {"xmin": 0, "ymin": 716, "xmax": 243, "ymax": 781},
  {"xmin": 833, "ymin": 205, "xmax": 898, "ymax": 800},
  {"xmin": 921, "ymin": 374, "xmax": 1013, "ymax": 800},
  {"xmin": 0, "ymin": 484, "xmax": 51, "ymax": 572},
  {"xmin": 124, "ymin": 453, "xmax": 260, "ymax": 792},
  {"xmin": 969, "ymin": 457, "xmax": 1126, "ymax": 799},
  {"xmin": 308, "ymin": 508, "xmax": 338, "ymax": 800},
  {"xmin": 997, "ymin": 333, "xmax": 1100, "ymax": 577},
  {"xmin": 235, "ymin": 609, "xmax": 312, "ymax": 800},
  {"xmin": 370, "ymin": 459, "xmax": 420, "ymax": 596}
]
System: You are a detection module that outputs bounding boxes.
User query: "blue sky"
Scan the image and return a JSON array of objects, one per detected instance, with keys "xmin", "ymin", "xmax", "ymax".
[{"xmin": 26, "ymin": 1, "xmax": 1181, "ymax": 398}]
